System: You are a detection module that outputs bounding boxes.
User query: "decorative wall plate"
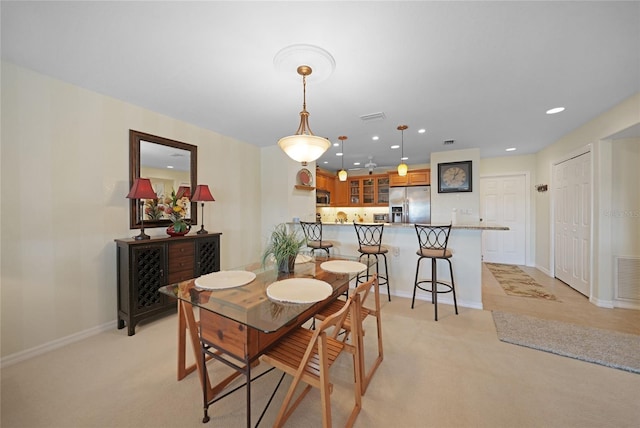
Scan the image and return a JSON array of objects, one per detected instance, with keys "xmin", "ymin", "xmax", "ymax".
[{"xmin": 297, "ymin": 168, "xmax": 313, "ymax": 186}]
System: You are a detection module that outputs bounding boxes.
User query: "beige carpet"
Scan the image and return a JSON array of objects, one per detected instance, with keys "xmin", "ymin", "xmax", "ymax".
[
  {"xmin": 2, "ymin": 297, "xmax": 640, "ymax": 427},
  {"xmin": 485, "ymin": 262, "xmax": 559, "ymax": 300},
  {"xmin": 492, "ymin": 311, "xmax": 640, "ymax": 374}
]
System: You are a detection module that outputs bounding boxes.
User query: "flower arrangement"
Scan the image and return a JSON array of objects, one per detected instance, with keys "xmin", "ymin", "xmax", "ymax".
[{"xmin": 164, "ymin": 189, "xmax": 191, "ymax": 233}]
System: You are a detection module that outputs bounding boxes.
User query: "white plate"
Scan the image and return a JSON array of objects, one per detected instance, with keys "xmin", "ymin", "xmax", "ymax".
[
  {"xmin": 295, "ymin": 254, "xmax": 313, "ymax": 264},
  {"xmin": 320, "ymin": 260, "xmax": 368, "ymax": 274},
  {"xmin": 266, "ymin": 278, "xmax": 333, "ymax": 304},
  {"xmin": 195, "ymin": 271, "xmax": 256, "ymax": 290}
]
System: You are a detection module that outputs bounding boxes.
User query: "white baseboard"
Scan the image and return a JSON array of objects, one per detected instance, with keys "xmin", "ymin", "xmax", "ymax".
[
  {"xmin": 535, "ymin": 264, "xmax": 552, "ymax": 277},
  {"xmin": 1, "ymin": 320, "xmax": 117, "ymax": 368},
  {"xmin": 392, "ymin": 290, "xmax": 483, "ymax": 310}
]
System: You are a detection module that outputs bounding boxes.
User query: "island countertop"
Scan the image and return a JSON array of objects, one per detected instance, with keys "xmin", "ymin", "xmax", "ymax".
[
  {"xmin": 291, "ymin": 222, "xmax": 509, "ymax": 231},
  {"xmin": 289, "ymin": 221, "xmax": 509, "ymax": 310}
]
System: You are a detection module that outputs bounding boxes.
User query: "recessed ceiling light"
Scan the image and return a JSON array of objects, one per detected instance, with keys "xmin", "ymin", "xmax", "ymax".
[
  {"xmin": 333, "ymin": 142, "xmax": 339, "ymax": 147},
  {"xmin": 390, "ymin": 145, "xmax": 400, "ymax": 149},
  {"xmin": 337, "ymin": 152, "xmax": 343, "ymax": 156},
  {"xmin": 401, "ymin": 156, "xmax": 408, "ymax": 161},
  {"xmin": 353, "ymin": 162, "xmax": 361, "ymax": 166},
  {"xmin": 418, "ymin": 129, "xmax": 426, "ymax": 134},
  {"xmin": 372, "ymin": 136, "xmax": 379, "ymax": 141},
  {"xmin": 546, "ymin": 107, "xmax": 565, "ymax": 114},
  {"xmin": 506, "ymin": 147, "xmax": 517, "ymax": 152},
  {"xmin": 167, "ymin": 166, "xmax": 174, "ymax": 169}
]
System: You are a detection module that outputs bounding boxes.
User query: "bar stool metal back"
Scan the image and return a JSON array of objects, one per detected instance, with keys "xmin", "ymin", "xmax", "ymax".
[
  {"xmin": 354, "ymin": 222, "xmax": 391, "ymax": 301},
  {"xmin": 299, "ymin": 221, "xmax": 333, "ymax": 256},
  {"xmin": 413, "ymin": 224, "xmax": 458, "ymax": 320}
]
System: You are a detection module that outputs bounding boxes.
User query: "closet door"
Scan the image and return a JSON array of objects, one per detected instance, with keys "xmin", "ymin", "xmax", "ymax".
[{"xmin": 554, "ymin": 152, "xmax": 591, "ymax": 296}]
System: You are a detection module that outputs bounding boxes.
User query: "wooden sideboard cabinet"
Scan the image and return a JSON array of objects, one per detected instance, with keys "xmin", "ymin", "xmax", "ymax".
[{"xmin": 115, "ymin": 233, "xmax": 221, "ymax": 335}]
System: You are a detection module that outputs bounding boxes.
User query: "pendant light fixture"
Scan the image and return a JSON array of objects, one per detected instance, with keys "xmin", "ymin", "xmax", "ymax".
[
  {"xmin": 338, "ymin": 135, "xmax": 348, "ymax": 181},
  {"xmin": 277, "ymin": 65, "xmax": 331, "ymax": 165},
  {"xmin": 397, "ymin": 125, "xmax": 408, "ymax": 176}
]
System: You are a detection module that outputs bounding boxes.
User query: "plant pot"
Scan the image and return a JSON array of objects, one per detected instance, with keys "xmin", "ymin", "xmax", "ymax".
[
  {"xmin": 166, "ymin": 224, "xmax": 190, "ymax": 237},
  {"xmin": 277, "ymin": 255, "xmax": 296, "ymax": 273}
]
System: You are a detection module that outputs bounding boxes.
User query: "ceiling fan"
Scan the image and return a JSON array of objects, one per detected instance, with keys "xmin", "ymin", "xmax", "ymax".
[{"xmin": 349, "ymin": 156, "xmax": 394, "ymax": 175}]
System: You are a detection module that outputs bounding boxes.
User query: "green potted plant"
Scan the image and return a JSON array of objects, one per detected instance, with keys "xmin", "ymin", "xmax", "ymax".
[{"xmin": 262, "ymin": 223, "xmax": 305, "ymax": 273}]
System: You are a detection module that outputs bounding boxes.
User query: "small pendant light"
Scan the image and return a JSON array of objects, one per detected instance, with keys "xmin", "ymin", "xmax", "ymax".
[
  {"xmin": 397, "ymin": 125, "xmax": 408, "ymax": 176},
  {"xmin": 338, "ymin": 135, "xmax": 348, "ymax": 181}
]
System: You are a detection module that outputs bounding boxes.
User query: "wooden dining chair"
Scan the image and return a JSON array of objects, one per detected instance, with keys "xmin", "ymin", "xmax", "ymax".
[
  {"xmin": 314, "ymin": 274, "xmax": 383, "ymax": 394},
  {"xmin": 260, "ymin": 291, "xmax": 363, "ymax": 428}
]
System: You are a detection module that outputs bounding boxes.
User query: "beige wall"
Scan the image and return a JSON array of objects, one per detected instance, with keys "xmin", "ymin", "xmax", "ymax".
[
  {"xmin": 430, "ymin": 148, "xmax": 481, "ymax": 224},
  {"xmin": 534, "ymin": 93, "xmax": 640, "ymax": 307},
  {"xmin": 0, "ymin": 62, "xmax": 263, "ymax": 358}
]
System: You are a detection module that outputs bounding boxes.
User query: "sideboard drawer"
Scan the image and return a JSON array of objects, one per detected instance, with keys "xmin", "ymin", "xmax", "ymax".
[{"xmin": 168, "ymin": 241, "xmax": 194, "ymax": 258}]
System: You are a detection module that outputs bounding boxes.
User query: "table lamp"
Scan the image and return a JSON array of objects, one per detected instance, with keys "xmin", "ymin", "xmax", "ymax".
[
  {"xmin": 126, "ymin": 178, "xmax": 158, "ymax": 240},
  {"xmin": 191, "ymin": 184, "xmax": 215, "ymax": 235}
]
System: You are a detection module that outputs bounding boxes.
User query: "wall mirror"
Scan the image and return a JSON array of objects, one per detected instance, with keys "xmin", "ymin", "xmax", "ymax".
[{"xmin": 129, "ymin": 130, "xmax": 197, "ymax": 229}]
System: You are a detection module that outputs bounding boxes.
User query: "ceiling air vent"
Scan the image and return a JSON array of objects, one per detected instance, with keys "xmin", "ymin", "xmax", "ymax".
[
  {"xmin": 359, "ymin": 112, "xmax": 386, "ymax": 123},
  {"xmin": 443, "ymin": 140, "xmax": 455, "ymax": 145}
]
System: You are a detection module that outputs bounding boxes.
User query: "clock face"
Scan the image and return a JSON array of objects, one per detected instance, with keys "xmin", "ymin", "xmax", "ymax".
[
  {"xmin": 438, "ymin": 161, "xmax": 472, "ymax": 193},
  {"xmin": 443, "ymin": 166, "xmax": 467, "ymax": 188}
]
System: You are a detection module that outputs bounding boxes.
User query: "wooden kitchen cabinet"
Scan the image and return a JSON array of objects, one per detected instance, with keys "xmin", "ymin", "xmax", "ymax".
[
  {"xmin": 333, "ymin": 179, "xmax": 349, "ymax": 206},
  {"xmin": 315, "ymin": 168, "xmax": 335, "ymax": 193},
  {"xmin": 115, "ymin": 233, "xmax": 221, "ymax": 335},
  {"xmin": 346, "ymin": 174, "xmax": 389, "ymax": 206},
  {"xmin": 389, "ymin": 169, "xmax": 431, "ymax": 187}
]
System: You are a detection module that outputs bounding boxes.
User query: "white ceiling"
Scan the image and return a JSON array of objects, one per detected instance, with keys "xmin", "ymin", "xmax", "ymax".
[{"xmin": 2, "ymin": 1, "xmax": 638, "ymax": 173}]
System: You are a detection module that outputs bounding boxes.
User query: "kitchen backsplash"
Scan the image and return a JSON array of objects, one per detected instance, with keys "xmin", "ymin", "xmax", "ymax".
[{"xmin": 316, "ymin": 206, "xmax": 386, "ymax": 223}]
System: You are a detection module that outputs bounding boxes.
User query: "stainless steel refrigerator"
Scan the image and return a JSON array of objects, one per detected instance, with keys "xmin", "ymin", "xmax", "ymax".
[{"xmin": 389, "ymin": 186, "xmax": 431, "ymax": 223}]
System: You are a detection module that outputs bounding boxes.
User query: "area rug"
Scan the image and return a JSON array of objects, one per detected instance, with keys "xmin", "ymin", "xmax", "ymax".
[
  {"xmin": 492, "ymin": 311, "xmax": 640, "ymax": 374},
  {"xmin": 485, "ymin": 262, "xmax": 559, "ymax": 301}
]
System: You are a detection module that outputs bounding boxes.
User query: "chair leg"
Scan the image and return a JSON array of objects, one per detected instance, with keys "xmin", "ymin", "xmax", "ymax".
[
  {"xmin": 447, "ymin": 259, "xmax": 458, "ymax": 315},
  {"xmin": 432, "ymin": 258, "xmax": 438, "ymax": 321},
  {"xmin": 381, "ymin": 253, "xmax": 390, "ymax": 301},
  {"xmin": 412, "ymin": 257, "xmax": 422, "ymax": 309}
]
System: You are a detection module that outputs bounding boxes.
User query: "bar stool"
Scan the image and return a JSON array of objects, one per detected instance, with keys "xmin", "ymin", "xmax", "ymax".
[
  {"xmin": 412, "ymin": 224, "xmax": 458, "ymax": 321},
  {"xmin": 299, "ymin": 221, "xmax": 333, "ymax": 256},
  {"xmin": 354, "ymin": 222, "xmax": 391, "ymax": 301}
]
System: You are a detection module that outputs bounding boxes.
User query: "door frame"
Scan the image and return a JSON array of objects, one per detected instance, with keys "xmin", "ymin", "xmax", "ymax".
[
  {"xmin": 480, "ymin": 171, "xmax": 532, "ymax": 266},
  {"xmin": 550, "ymin": 144, "xmax": 594, "ymax": 293}
]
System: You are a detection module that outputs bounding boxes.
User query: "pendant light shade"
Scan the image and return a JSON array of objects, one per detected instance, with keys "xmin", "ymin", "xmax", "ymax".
[
  {"xmin": 397, "ymin": 125, "xmax": 408, "ymax": 177},
  {"xmin": 277, "ymin": 65, "xmax": 331, "ymax": 165},
  {"xmin": 338, "ymin": 135, "xmax": 348, "ymax": 181}
]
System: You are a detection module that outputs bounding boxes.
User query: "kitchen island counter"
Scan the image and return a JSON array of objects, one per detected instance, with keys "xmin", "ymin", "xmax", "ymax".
[
  {"xmin": 313, "ymin": 222, "xmax": 508, "ymax": 231},
  {"xmin": 291, "ymin": 221, "xmax": 509, "ymax": 310}
]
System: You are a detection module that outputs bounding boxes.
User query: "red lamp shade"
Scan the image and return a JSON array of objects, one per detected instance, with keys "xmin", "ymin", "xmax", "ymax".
[
  {"xmin": 126, "ymin": 178, "xmax": 157, "ymax": 200},
  {"xmin": 176, "ymin": 185, "xmax": 191, "ymax": 199},
  {"xmin": 191, "ymin": 184, "xmax": 215, "ymax": 202}
]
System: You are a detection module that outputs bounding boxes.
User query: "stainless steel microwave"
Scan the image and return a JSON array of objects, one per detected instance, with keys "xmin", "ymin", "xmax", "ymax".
[{"xmin": 316, "ymin": 190, "xmax": 330, "ymax": 206}]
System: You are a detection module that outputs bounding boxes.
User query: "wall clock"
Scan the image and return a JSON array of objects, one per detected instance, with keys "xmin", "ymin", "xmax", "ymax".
[{"xmin": 437, "ymin": 160, "xmax": 472, "ymax": 193}]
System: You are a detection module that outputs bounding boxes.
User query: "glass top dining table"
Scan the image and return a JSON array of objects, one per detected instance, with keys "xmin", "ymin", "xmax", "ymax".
[{"xmin": 159, "ymin": 253, "xmax": 373, "ymax": 333}]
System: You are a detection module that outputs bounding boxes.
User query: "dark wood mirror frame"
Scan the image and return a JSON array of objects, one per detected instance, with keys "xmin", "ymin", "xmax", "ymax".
[{"xmin": 129, "ymin": 130, "xmax": 198, "ymax": 229}]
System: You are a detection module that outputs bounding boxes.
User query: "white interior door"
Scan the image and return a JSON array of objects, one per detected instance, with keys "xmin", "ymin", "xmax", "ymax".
[
  {"xmin": 480, "ymin": 174, "xmax": 526, "ymax": 265},
  {"xmin": 554, "ymin": 152, "xmax": 591, "ymax": 296}
]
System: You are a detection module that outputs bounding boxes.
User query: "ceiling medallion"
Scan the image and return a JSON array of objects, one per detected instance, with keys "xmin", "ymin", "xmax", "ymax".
[{"xmin": 273, "ymin": 44, "xmax": 336, "ymax": 83}]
